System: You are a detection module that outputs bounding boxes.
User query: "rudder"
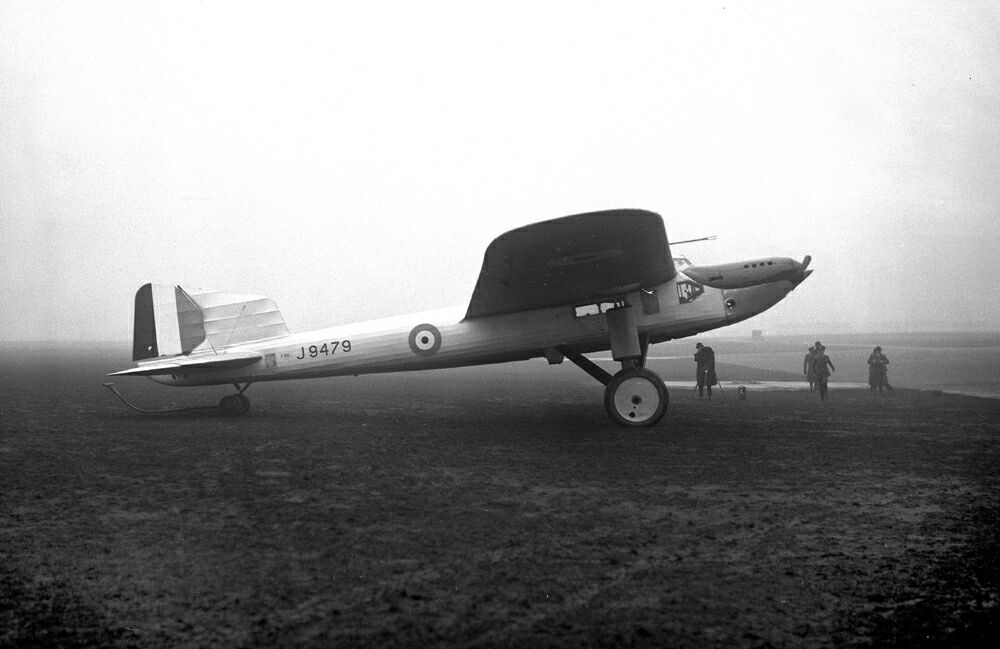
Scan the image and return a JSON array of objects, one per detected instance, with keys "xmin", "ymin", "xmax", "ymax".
[{"xmin": 132, "ymin": 284, "xmax": 206, "ymax": 360}]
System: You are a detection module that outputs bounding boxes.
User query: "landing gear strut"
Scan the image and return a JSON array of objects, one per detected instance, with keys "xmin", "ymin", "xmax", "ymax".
[{"xmin": 557, "ymin": 331, "xmax": 670, "ymax": 428}]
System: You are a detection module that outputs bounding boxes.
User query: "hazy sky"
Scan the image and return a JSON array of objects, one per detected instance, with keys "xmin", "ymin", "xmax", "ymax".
[{"xmin": 2, "ymin": 1, "xmax": 999, "ymax": 341}]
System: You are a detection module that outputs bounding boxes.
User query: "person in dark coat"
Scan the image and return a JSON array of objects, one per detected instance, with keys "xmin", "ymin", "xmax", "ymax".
[
  {"xmin": 868, "ymin": 346, "xmax": 890, "ymax": 394},
  {"xmin": 804, "ymin": 345, "xmax": 816, "ymax": 391},
  {"xmin": 694, "ymin": 342, "xmax": 718, "ymax": 399},
  {"xmin": 811, "ymin": 344, "xmax": 835, "ymax": 401}
]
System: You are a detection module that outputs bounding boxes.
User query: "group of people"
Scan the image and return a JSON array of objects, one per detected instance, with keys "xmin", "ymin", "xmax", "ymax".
[
  {"xmin": 802, "ymin": 342, "xmax": 892, "ymax": 398},
  {"xmin": 691, "ymin": 340, "xmax": 892, "ymax": 401}
]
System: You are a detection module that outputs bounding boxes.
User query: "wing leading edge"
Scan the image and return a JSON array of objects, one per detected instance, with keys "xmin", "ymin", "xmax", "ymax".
[{"xmin": 464, "ymin": 209, "xmax": 676, "ymax": 319}]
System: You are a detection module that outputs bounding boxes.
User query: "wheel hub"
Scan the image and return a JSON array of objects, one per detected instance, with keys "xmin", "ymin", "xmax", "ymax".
[{"xmin": 614, "ymin": 377, "xmax": 661, "ymax": 422}]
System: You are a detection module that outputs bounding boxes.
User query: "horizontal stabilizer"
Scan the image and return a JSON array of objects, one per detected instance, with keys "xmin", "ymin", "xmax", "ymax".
[
  {"xmin": 132, "ymin": 283, "xmax": 289, "ymax": 361},
  {"xmin": 109, "ymin": 350, "xmax": 263, "ymax": 376}
]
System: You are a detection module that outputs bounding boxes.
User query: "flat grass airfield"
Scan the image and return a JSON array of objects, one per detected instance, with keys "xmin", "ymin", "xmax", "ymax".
[{"xmin": 2, "ymin": 338, "xmax": 998, "ymax": 648}]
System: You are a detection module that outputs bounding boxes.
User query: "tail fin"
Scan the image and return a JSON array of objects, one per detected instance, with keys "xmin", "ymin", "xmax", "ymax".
[{"xmin": 132, "ymin": 284, "xmax": 289, "ymax": 361}]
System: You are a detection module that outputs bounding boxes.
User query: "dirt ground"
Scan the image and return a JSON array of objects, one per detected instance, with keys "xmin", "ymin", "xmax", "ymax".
[{"xmin": 1, "ymin": 347, "xmax": 998, "ymax": 648}]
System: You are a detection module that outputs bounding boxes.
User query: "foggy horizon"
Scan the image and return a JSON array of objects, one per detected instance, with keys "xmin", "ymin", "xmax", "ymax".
[
  {"xmin": 4, "ymin": 325, "xmax": 998, "ymax": 346},
  {"xmin": 3, "ymin": 2, "xmax": 999, "ymax": 343}
]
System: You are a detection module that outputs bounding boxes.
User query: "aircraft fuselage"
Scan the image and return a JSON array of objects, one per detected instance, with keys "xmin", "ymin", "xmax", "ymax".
[{"xmin": 150, "ymin": 270, "xmax": 800, "ymax": 387}]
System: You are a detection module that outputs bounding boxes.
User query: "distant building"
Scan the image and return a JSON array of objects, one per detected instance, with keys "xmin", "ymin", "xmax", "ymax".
[{"xmin": 751, "ymin": 329, "xmax": 763, "ymax": 341}]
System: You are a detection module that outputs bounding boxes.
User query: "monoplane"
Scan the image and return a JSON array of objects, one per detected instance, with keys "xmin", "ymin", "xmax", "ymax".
[{"xmin": 107, "ymin": 209, "xmax": 811, "ymax": 426}]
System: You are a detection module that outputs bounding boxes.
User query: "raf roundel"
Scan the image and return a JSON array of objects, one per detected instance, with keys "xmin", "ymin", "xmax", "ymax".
[{"xmin": 408, "ymin": 323, "xmax": 442, "ymax": 356}]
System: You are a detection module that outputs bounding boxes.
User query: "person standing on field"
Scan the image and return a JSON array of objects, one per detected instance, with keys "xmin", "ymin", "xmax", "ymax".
[
  {"xmin": 694, "ymin": 342, "xmax": 718, "ymax": 399},
  {"xmin": 868, "ymin": 346, "xmax": 890, "ymax": 394},
  {"xmin": 804, "ymin": 345, "xmax": 816, "ymax": 391},
  {"xmin": 811, "ymin": 344, "xmax": 835, "ymax": 401}
]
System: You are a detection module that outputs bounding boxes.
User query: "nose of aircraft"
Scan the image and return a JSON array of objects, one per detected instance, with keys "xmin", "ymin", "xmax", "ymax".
[{"xmin": 791, "ymin": 255, "xmax": 812, "ymax": 285}]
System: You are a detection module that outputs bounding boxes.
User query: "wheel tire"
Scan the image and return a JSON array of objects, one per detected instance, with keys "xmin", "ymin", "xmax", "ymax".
[
  {"xmin": 220, "ymin": 394, "xmax": 251, "ymax": 417},
  {"xmin": 603, "ymin": 367, "xmax": 669, "ymax": 427}
]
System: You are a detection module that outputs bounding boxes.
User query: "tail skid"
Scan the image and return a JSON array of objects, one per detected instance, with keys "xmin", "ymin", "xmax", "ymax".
[
  {"xmin": 102, "ymin": 383, "xmax": 218, "ymax": 414},
  {"xmin": 103, "ymin": 382, "xmax": 253, "ymax": 416}
]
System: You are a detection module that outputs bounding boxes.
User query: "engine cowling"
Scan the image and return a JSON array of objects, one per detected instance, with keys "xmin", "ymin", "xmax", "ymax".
[{"xmin": 683, "ymin": 256, "xmax": 811, "ymax": 289}]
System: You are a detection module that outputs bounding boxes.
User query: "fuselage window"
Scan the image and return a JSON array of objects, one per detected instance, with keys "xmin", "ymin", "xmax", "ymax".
[{"xmin": 574, "ymin": 301, "xmax": 622, "ymax": 318}]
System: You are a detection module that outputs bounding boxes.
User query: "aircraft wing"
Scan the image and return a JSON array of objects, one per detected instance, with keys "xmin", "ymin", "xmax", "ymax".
[
  {"xmin": 464, "ymin": 209, "xmax": 676, "ymax": 319},
  {"xmin": 108, "ymin": 350, "xmax": 263, "ymax": 376}
]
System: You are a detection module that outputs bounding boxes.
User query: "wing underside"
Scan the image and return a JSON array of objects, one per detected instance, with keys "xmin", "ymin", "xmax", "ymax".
[{"xmin": 464, "ymin": 209, "xmax": 675, "ymax": 319}]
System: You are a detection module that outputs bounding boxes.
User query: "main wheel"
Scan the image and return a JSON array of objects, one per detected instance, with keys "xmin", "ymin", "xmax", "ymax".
[
  {"xmin": 603, "ymin": 367, "xmax": 668, "ymax": 427},
  {"xmin": 219, "ymin": 394, "xmax": 251, "ymax": 417}
]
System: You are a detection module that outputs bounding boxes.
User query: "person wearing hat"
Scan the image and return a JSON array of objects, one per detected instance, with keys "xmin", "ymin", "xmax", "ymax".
[
  {"xmin": 694, "ymin": 342, "xmax": 718, "ymax": 399},
  {"xmin": 867, "ymin": 346, "xmax": 890, "ymax": 394},
  {"xmin": 810, "ymin": 344, "xmax": 835, "ymax": 400}
]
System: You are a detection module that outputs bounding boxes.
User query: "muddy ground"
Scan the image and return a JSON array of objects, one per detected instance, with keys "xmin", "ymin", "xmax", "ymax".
[{"xmin": 1, "ymin": 347, "xmax": 998, "ymax": 648}]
